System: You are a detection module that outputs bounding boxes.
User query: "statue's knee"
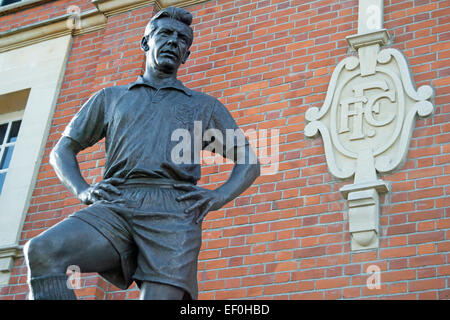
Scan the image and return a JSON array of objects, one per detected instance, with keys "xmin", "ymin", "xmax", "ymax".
[{"xmin": 24, "ymin": 237, "xmax": 59, "ymax": 273}]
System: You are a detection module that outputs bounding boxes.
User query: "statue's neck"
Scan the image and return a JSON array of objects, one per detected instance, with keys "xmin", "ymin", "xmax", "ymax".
[{"xmin": 143, "ymin": 68, "xmax": 178, "ymax": 88}]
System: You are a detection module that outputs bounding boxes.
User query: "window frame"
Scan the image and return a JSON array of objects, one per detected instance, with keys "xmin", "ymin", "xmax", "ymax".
[{"xmin": 0, "ymin": 110, "xmax": 24, "ymax": 194}]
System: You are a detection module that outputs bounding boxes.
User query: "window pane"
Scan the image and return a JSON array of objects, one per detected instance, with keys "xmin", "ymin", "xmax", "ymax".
[
  {"xmin": 7, "ymin": 120, "xmax": 21, "ymax": 143},
  {"xmin": 0, "ymin": 172, "xmax": 5, "ymax": 195},
  {"xmin": 0, "ymin": 146, "xmax": 14, "ymax": 170},
  {"xmin": 1, "ymin": 0, "xmax": 22, "ymax": 7},
  {"xmin": 0, "ymin": 123, "xmax": 7, "ymax": 144}
]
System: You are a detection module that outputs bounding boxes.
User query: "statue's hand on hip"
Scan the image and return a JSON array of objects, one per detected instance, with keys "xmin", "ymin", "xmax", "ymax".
[
  {"xmin": 77, "ymin": 177, "xmax": 125, "ymax": 205},
  {"xmin": 174, "ymin": 183, "xmax": 226, "ymax": 224}
]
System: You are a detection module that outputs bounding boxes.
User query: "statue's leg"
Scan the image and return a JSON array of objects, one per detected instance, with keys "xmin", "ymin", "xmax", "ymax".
[
  {"xmin": 24, "ymin": 217, "xmax": 121, "ymax": 300},
  {"xmin": 139, "ymin": 281, "xmax": 186, "ymax": 300}
]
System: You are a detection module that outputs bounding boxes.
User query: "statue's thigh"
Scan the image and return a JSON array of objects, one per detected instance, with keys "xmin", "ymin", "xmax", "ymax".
[{"xmin": 32, "ymin": 216, "xmax": 121, "ymax": 274}]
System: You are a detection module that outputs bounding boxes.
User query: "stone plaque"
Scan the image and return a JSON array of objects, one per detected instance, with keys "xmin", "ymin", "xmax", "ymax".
[{"xmin": 305, "ymin": 0, "xmax": 435, "ymax": 251}]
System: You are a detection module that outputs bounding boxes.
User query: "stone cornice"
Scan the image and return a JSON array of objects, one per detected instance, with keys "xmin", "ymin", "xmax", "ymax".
[
  {"xmin": 0, "ymin": 8, "xmax": 106, "ymax": 53},
  {"xmin": 346, "ymin": 29, "xmax": 392, "ymax": 51},
  {"xmin": 0, "ymin": 244, "xmax": 23, "ymax": 260},
  {"xmin": 0, "ymin": 244, "xmax": 23, "ymax": 275},
  {"xmin": 0, "ymin": 0, "xmax": 53, "ymax": 16}
]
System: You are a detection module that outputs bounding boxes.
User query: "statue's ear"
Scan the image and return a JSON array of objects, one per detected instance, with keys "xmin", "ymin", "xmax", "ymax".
[
  {"xmin": 141, "ymin": 36, "xmax": 149, "ymax": 52},
  {"xmin": 181, "ymin": 50, "xmax": 191, "ymax": 64}
]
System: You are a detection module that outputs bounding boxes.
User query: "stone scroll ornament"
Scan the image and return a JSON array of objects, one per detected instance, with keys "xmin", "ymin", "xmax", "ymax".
[{"xmin": 305, "ymin": 0, "xmax": 435, "ymax": 251}]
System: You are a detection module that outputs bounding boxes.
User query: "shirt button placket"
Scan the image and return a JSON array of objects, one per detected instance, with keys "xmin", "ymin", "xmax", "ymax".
[{"xmin": 152, "ymin": 89, "xmax": 161, "ymax": 105}]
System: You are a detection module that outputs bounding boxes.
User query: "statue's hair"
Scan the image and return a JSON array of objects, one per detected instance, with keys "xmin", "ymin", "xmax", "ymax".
[
  {"xmin": 152, "ymin": 6, "xmax": 192, "ymax": 26},
  {"xmin": 144, "ymin": 7, "xmax": 193, "ymax": 45}
]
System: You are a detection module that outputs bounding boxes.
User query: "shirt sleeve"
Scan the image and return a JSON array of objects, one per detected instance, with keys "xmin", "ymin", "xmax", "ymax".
[
  {"xmin": 62, "ymin": 89, "xmax": 107, "ymax": 149},
  {"xmin": 203, "ymin": 100, "xmax": 249, "ymax": 160}
]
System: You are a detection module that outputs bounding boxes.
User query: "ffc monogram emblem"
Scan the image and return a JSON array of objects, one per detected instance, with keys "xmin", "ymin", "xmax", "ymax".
[
  {"xmin": 338, "ymin": 80, "xmax": 395, "ymax": 141},
  {"xmin": 305, "ymin": 48, "xmax": 434, "ymax": 182}
]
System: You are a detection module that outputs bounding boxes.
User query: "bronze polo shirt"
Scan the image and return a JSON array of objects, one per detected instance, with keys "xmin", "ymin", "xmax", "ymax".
[{"xmin": 63, "ymin": 76, "xmax": 247, "ymax": 184}]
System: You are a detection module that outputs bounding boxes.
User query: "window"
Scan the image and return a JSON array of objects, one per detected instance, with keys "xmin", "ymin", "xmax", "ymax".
[
  {"xmin": 0, "ymin": 111, "xmax": 23, "ymax": 194},
  {"xmin": 0, "ymin": 0, "xmax": 22, "ymax": 6}
]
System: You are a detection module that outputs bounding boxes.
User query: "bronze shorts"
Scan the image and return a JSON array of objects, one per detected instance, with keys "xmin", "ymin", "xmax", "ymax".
[{"xmin": 70, "ymin": 179, "xmax": 202, "ymax": 299}]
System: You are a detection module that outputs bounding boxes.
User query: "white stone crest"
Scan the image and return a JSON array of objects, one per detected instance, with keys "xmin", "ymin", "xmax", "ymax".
[{"xmin": 305, "ymin": 0, "xmax": 435, "ymax": 251}]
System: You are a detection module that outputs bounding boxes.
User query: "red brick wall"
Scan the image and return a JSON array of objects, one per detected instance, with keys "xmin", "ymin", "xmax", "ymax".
[{"xmin": 0, "ymin": 0, "xmax": 448, "ymax": 300}]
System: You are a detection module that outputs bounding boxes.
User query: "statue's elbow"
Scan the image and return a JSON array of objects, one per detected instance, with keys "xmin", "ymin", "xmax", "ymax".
[
  {"xmin": 49, "ymin": 137, "xmax": 76, "ymax": 169},
  {"xmin": 49, "ymin": 145, "xmax": 59, "ymax": 169}
]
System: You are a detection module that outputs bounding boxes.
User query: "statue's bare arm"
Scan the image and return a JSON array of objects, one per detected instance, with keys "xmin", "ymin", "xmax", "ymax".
[{"xmin": 50, "ymin": 136, "xmax": 124, "ymax": 205}]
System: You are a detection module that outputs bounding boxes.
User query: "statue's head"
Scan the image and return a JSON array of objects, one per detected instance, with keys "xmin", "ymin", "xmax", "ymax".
[{"xmin": 141, "ymin": 7, "xmax": 194, "ymax": 75}]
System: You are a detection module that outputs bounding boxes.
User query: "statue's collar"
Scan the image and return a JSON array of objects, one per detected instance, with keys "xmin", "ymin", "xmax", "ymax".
[{"xmin": 128, "ymin": 75, "xmax": 192, "ymax": 96}]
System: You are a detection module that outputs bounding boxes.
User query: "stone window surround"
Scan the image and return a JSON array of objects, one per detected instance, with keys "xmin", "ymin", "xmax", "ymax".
[{"xmin": 0, "ymin": 35, "xmax": 72, "ymax": 285}]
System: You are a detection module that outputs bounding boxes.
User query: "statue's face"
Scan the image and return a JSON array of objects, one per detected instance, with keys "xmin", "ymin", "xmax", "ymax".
[{"xmin": 144, "ymin": 17, "xmax": 192, "ymax": 74}]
